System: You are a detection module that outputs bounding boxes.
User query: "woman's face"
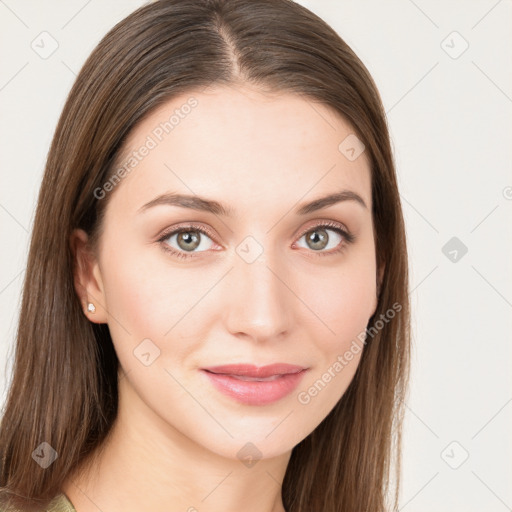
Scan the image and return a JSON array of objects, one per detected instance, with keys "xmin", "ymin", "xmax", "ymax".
[{"xmin": 79, "ymin": 84, "xmax": 379, "ymax": 460}]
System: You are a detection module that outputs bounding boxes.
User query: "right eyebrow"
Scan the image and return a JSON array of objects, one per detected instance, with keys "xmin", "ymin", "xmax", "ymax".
[{"xmin": 138, "ymin": 193, "xmax": 234, "ymax": 217}]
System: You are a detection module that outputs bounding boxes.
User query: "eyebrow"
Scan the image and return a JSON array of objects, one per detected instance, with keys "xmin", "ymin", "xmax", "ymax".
[{"xmin": 138, "ymin": 190, "xmax": 368, "ymax": 216}]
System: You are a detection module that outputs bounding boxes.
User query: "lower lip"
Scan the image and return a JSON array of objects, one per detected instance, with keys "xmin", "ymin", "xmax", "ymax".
[{"xmin": 201, "ymin": 369, "xmax": 308, "ymax": 406}]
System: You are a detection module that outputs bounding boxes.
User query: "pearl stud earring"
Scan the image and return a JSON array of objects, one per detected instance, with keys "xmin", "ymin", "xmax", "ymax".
[{"xmin": 87, "ymin": 302, "xmax": 96, "ymax": 314}]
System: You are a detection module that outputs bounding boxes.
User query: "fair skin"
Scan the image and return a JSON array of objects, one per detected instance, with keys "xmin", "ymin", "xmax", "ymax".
[{"xmin": 65, "ymin": 83, "xmax": 382, "ymax": 512}]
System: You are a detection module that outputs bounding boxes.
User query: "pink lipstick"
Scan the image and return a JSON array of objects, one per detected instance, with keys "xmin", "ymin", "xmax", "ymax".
[{"xmin": 200, "ymin": 363, "xmax": 308, "ymax": 406}]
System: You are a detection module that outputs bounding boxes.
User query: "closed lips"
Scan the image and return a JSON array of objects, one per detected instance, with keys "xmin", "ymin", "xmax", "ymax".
[{"xmin": 201, "ymin": 363, "xmax": 309, "ymax": 406}]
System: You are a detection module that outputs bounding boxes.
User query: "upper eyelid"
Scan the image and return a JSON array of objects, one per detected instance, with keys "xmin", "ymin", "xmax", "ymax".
[{"xmin": 295, "ymin": 220, "xmax": 349, "ymax": 238}]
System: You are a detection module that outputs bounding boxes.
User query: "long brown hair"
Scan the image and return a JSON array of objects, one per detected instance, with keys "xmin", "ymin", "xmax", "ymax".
[{"xmin": 0, "ymin": 1, "xmax": 410, "ymax": 510}]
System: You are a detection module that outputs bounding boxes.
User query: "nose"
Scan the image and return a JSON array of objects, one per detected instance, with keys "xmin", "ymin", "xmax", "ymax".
[{"xmin": 223, "ymin": 253, "xmax": 293, "ymax": 343}]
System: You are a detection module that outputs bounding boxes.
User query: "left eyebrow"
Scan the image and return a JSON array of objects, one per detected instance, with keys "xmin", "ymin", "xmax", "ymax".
[
  {"xmin": 295, "ymin": 191, "xmax": 368, "ymax": 214},
  {"xmin": 137, "ymin": 190, "xmax": 368, "ymax": 217}
]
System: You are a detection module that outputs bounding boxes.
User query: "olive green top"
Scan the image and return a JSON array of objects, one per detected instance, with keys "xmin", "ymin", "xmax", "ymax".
[
  {"xmin": 45, "ymin": 494, "xmax": 76, "ymax": 512},
  {"xmin": 0, "ymin": 493, "xmax": 76, "ymax": 512}
]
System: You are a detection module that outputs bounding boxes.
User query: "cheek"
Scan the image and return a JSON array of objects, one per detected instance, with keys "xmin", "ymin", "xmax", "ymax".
[
  {"xmin": 306, "ymin": 275, "xmax": 370, "ymax": 360},
  {"xmin": 291, "ymin": 268, "xmax": 373, "ymax": 433},
  {"xmin": 292, "ymin": 246, "xmax": 376, "ymax": 409},
  {"xmin": 101, "ymin": 252, "xmax": 159, "ymax": 334},
  {"xmin": 99, "ymin": 239, "xmax": 202, "ymax": 357},
  {"xmin": 102, "ymin": 215, "xmax": 206, "ymax": 309},
  {"xmin": 300, "ymin": 253, "xmax": 376, "ymax": 348}
]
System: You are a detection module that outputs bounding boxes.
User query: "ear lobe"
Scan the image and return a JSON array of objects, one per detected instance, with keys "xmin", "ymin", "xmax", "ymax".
[{"xmin": 70, "ymin": 228, "xmax": 107, "ymax": 323}]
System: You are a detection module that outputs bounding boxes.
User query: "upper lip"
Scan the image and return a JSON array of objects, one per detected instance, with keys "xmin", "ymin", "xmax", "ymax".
[{"xmin": 202, "ymin": 363, "xmax": 307, "ymax": 378}]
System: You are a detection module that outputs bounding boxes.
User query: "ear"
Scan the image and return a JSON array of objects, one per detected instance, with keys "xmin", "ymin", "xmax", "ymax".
[{"xmin": 70, "ymin": 228, "xmax": 108, "ymax": 324}]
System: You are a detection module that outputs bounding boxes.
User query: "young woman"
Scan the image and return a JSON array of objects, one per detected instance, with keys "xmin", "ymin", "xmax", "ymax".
[{"xmin": 0, "ymin": 1, "xmax": 410, "ymax": 511}]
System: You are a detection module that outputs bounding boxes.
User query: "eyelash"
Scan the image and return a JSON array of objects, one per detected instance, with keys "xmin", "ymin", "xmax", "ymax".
[{"xmin": 156, "ymin": 220, "xmax": 355, "ymax": 260}]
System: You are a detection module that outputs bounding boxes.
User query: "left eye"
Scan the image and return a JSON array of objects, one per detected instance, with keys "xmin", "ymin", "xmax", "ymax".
[{"xmin": 295, "ymin": 225, "xmax": 347, "ymax": 253}]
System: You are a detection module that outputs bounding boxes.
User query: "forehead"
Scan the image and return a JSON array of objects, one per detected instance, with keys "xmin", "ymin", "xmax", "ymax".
[{"xmin": 109, "ymin": 84, "xmax": 372, "ymax": 215}]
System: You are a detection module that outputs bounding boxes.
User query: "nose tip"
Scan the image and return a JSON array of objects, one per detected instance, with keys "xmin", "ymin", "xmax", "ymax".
[{"xmin": 223, "ymin": 258, "xmax": 293, "ymax": 342}]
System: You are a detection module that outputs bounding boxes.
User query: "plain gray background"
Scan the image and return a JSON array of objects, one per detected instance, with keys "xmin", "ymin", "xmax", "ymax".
[{"xmin": 1, "ymin": 1, "xmax": 511, "ymax": 510}]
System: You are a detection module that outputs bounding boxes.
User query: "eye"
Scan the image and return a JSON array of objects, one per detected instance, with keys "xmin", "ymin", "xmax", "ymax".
[
  {"xmin": 293, "ymin": 221, "xmax": 355, "ymax": 256},
  {"xmin": 157, "ymin": 220, "xmax": 355, "ymax": 260},
  {"xmin": 157, "ymin": 224, "xmax": 218, "ymax": 260}
]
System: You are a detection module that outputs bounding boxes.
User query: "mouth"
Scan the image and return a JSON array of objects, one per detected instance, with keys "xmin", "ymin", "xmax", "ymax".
[{"xmin": 200, "ymin": 363, "xmax": 309, "ymax": 406}]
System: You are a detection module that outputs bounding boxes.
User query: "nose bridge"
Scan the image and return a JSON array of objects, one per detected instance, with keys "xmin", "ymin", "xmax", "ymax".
[{"xmin": 223, "ymin": 248, "xmax": 293, "ymax": 341}]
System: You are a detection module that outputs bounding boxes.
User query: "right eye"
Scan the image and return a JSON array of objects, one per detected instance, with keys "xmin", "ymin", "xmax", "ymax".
[{"xmin": 157, "ymin": 224, "xmax": 218, "ymax": 260}]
